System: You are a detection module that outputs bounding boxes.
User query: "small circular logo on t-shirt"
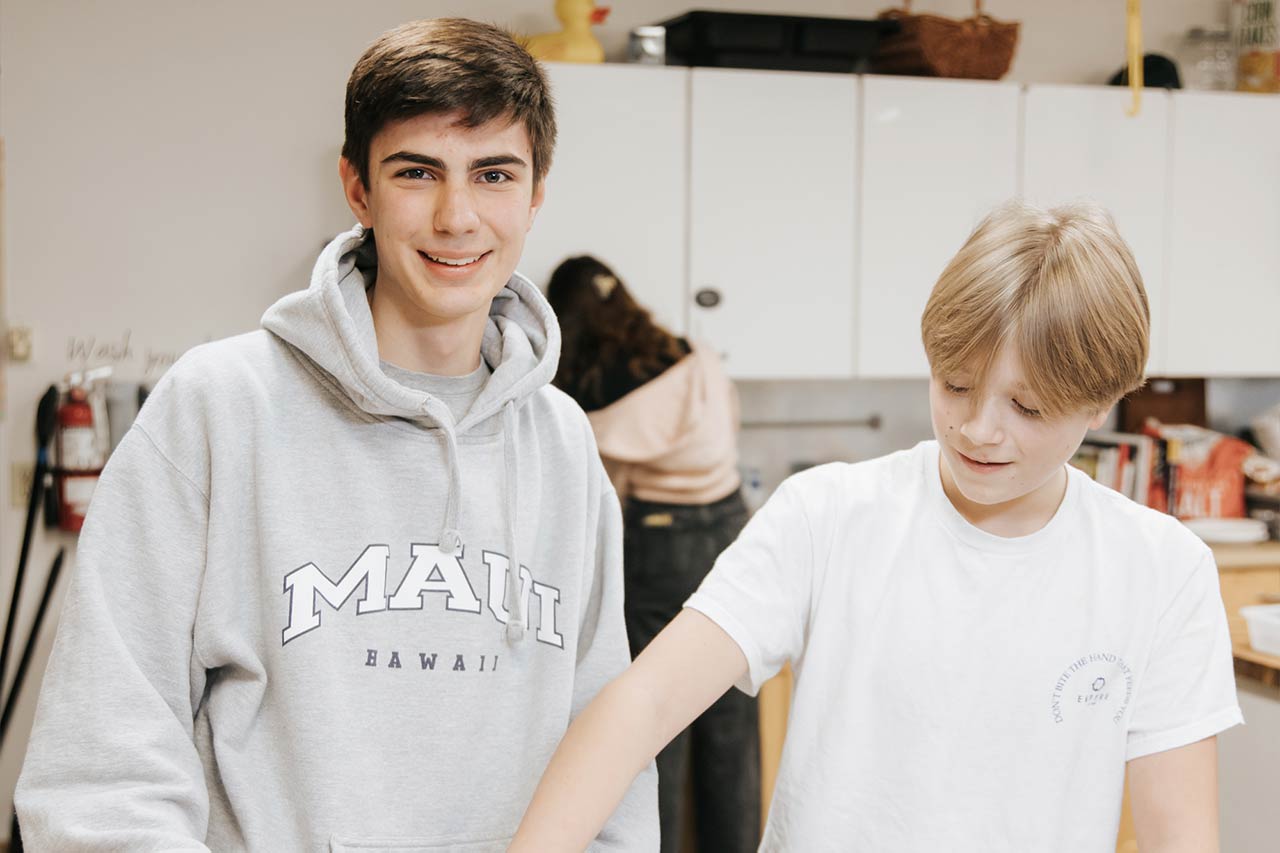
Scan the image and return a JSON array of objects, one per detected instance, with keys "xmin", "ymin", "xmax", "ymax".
[{"xmin": 1051, "ymin": 652, "xmax": 1133, "ymax": 725}]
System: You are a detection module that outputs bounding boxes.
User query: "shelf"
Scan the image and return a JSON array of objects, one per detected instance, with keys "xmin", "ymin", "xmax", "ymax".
[{"xmin": 1233, "ymin": 644, "xmax": 1280, "ymax": 688}]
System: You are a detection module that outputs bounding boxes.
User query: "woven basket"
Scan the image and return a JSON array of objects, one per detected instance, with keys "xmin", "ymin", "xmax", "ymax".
[{"xmin": 872, "ymin": 1, "xmax": 1019, "ymax": 80}]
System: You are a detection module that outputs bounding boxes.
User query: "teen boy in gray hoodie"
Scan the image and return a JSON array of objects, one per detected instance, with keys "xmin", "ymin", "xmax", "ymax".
[{"xmin": 15, "ymin": 18, "xmax": 657, "ymax": 851}]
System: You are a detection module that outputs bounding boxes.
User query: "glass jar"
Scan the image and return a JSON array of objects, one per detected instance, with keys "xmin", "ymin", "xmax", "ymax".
[{"xmin": 1183, "ymin": 27, "xmax": 1237, "ymax": 90}]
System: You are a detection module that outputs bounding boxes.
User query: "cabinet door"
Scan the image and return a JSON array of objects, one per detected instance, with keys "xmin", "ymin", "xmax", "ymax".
[
  {"xmin": 857, "ymin": 76, "xmax": 1020, "ymax": 378},
  {"xmin": 688, "ymin": 68, "xmax": 858, "ymax": 379},
  {"xmin": 1166, "ymin": 91, "xmax": 1280, "ymax": 376},
  {"xmin": 1023, "ymin": 85, "xmax": 1171, "ymax": 375},
  {"xmin": 519, "ymin": 63, "xmax": 688, "ymax": 333}
]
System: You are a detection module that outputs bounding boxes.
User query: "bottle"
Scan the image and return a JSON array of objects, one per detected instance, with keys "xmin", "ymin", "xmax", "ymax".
[{"xmin": 1231, "ymin": 0, "xmax": 1280, "ymax": 92}]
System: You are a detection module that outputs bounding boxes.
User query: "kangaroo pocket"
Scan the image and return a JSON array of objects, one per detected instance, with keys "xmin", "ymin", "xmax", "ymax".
[{"xmin": 329, "ymin": 836, "xmax": 510, "ymax": 853}]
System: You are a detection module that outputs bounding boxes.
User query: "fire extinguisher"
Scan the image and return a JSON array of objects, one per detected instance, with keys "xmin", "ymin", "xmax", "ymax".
[{"xmin": 53, "ymin": 378, "xmax": 108, "ymax": 533}]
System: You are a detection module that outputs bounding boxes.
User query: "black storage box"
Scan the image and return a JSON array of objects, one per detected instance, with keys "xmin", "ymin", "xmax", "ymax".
[{"xmin": 658, "ymin": 10, "xmax": 898, "ymax": 73}]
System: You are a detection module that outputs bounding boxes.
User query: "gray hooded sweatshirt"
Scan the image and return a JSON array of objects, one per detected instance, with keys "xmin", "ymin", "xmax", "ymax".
[{"xmin": 16, "ymin": 226, "xmax": 658, "ymax": 852}]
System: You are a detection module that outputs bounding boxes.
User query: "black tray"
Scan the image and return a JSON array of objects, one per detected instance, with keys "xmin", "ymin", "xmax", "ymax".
[{"xmin": 658, "ymin": 10, "xmax": 898, "ymax": 73}]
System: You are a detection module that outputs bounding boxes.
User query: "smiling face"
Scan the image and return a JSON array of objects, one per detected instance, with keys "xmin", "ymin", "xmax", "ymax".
[
  {"xmin": 339, "ymin": 110, "xmax": 544, "ymax": 333},
  {"xmin": 930, "ymin": 343, "xmax": 1109, "ymax": 528}
]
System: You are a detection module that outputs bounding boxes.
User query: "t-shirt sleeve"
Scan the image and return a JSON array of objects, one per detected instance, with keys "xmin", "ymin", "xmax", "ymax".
[
  {"xmin": 684, "ymin": 476, "xmax": 815, "ymax": 696},
  {"xmin": 1126, "ymin": 548, "xmax": 1243, "ymax": 761}
]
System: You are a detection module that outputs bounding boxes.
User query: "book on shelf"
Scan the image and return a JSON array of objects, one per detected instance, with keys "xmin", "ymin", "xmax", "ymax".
[
  {"xmin": 1072, "ymin": 422, "xmax": 1257, "ymax": 519},
  {"xmin": 1070, "ymin": 429, "xmax": 1165, "ymax": 512}
]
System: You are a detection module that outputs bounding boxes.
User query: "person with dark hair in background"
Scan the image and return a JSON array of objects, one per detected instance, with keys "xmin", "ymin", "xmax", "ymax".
[{"xmin": 547, "ymin": 255, "xmax": 760, "ymax": 853}]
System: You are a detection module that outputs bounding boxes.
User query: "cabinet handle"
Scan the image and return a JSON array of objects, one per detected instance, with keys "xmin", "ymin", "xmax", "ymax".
[{"xmin": 694, "ymin": 288, "xmax": 722, "ymax": 308}]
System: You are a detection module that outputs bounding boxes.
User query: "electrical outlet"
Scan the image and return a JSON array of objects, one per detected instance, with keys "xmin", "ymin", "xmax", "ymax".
[{"xmin": 10, "ymin": 462, "xmax": 33, "ymax": 509}]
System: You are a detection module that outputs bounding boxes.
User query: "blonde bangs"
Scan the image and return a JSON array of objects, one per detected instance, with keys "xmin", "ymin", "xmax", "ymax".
[
  {"xmin": 920, "ymin": 258, "xmax": 1011, "ymax": 395},
  {"xmin": 922, "ymin": 200, "xmax": 1150, "ymax": 418}
]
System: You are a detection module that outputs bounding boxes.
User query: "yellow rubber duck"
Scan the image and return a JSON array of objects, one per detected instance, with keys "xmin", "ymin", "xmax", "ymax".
[{"xmin": 525, "ymin": 0, "xmax": 611, "ymax": 64}]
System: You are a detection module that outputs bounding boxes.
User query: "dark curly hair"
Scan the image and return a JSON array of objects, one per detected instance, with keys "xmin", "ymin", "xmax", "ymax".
[{"xmin": 546, "ymin": 256, "xmax": 688, "ymax": 410}]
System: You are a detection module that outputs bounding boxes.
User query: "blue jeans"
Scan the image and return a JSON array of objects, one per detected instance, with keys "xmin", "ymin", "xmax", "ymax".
[{"xmin": 623, "ymin": 490, "xmax": 760, "ymax": 853}]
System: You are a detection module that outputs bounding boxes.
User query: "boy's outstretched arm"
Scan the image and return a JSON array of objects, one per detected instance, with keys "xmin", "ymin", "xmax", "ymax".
[
  {"xmin": 1127, "ymin": 736, "xmax": 1220, "ymax": 853},
  {"xmin": 511, "ymin": 608, "xmax": 748, "ymax": 852}
]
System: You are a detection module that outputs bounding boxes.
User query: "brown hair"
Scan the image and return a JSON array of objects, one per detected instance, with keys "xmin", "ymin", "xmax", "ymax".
[
  {"xmin": 921, "ymin": 200, "xmax": 1150, "ymax": 418},
  {"xmin": 547, "ymin": 256, "xmax": 689, "ymax": 408},
  {"xmin": 342, "ymin": 18, "xmax": 557, "ymax": 188}
]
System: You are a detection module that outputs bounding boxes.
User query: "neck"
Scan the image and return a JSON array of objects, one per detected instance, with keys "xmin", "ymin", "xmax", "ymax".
[
  {"xmin": 939, "ymin": 455, "xmax": 1068, "ymax": 538},
  {"xmin": 368, "ymin": 283, "xmax": 486, "ymax": 376}
]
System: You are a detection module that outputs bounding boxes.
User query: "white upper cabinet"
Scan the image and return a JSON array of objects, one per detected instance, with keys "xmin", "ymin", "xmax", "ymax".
[
  {"xmin": 1023, "ymin": 85, "xmax": 1171, "ymax": 374},
  {"xmin": 857, "ymin": 76, "xmax": 1020, "ymax": 378},
  {"xmin": 520, "ymin": 62, "xmax": 689, "ymax": 333},
  {"xmin": 1165, "ymin": 91, "xmax": 1280, "ymax": 377},
  {"xmin": 528, "ymin": 66, "xmax": 1280, "ymax": 380},
  {"xmin": 688, "ymin": 68, "xmax": 858, "ymax": 379}
]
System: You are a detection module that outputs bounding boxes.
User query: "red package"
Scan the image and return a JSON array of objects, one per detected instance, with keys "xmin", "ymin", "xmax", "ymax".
[{"xmin": 1143, "ymin": 420, "xmax": 1253, "ymax": 519}]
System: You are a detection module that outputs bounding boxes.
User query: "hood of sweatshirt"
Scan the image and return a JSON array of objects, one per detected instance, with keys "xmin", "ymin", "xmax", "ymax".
[{"xmin": 262, "ymin": 225, "xmax": 558, "ymax": 642}]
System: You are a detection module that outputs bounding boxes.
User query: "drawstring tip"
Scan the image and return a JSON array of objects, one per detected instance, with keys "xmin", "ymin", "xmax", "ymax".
[
  {"xmin": 438, "ymin": 528, "xmax": 463, "ymax": 557},
  {"xmin": 505, "ymin": 621, "xmax": 526, "ymax": 644}
]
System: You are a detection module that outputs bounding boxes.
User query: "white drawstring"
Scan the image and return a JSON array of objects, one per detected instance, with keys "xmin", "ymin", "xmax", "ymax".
[{"xmin": 502, "ymin": 401, "xmax": 526, "ymax": 643}]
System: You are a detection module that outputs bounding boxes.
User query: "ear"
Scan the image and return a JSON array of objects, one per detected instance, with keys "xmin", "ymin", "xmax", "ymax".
[
  {"xmin": 1087, "ymin": 404, "xmax": 1113, "ymax": 431},
  {"xmin": 527, "ymin": 178, "xmax": 547, "ymax": 232},
  {"xmin": 339, "ymin": 157, "xmax": 374, "ymax": 229}
]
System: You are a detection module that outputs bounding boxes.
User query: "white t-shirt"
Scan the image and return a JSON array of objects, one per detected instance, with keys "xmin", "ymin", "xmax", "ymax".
[{"xmin": 686, "ymin": 440, "xmax": 1242, "ymax": 852}]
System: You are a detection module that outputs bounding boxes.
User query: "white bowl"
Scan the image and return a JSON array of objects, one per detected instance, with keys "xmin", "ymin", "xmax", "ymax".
[{"xmin": 1183, "ymin": 517, "xmax": 1270, "ymax": 544}]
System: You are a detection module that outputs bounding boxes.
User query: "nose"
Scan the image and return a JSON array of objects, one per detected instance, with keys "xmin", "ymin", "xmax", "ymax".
[
  {"xmin": 959, "ymin": 398, "xmax": 1004, "ymax": 447},
  {"xmin": 433, "ymin": 181, "xmax": 480, "ymax": 235}
]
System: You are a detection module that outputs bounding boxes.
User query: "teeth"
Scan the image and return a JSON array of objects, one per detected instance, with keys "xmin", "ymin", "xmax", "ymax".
[{"xmin": 425, "ymin": 252, "xmax": 482, "ymax": 266}]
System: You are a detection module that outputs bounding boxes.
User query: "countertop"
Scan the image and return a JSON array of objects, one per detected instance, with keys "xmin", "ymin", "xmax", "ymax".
[
  {"xmin": 1213, "ymin": 541, "xmax": 1280, "ymax": 571},
  {"xmin": 1212, "ymin": 542, "xmax": 1280, "ymax": 685}
]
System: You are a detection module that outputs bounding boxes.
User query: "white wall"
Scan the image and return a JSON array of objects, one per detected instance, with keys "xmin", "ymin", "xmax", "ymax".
[
  {"xmin": 58, "ymin": 0, "xmax": 1224, "ymax": 87},
  {"xmin": 0, "ymin": 0, "xmax": 1245, "ymax": 842},
  {"xmin": 524, "ymin": 0, "xmax": 1232, "ymax": 85}
]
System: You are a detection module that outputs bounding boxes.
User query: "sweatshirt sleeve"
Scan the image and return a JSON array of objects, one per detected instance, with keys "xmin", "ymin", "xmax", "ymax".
[
  {"xmin": 15, "ymin": 420, "xmax": 212, "ymax": 850},
  {"xmin": 573, "ymin": 450, "xmax": 659, "ymax": 852}
]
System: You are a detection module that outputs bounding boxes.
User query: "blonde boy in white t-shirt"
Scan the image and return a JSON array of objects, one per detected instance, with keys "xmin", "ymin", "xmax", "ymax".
[{"xmin": 510, "ymin": 201, "xmax": 1243, "ymax": 852}]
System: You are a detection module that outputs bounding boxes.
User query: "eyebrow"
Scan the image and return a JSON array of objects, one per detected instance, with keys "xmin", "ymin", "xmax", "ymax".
[{"xmin": 381, "ymin": 151, "xmax": 529, "ymax": 171}]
